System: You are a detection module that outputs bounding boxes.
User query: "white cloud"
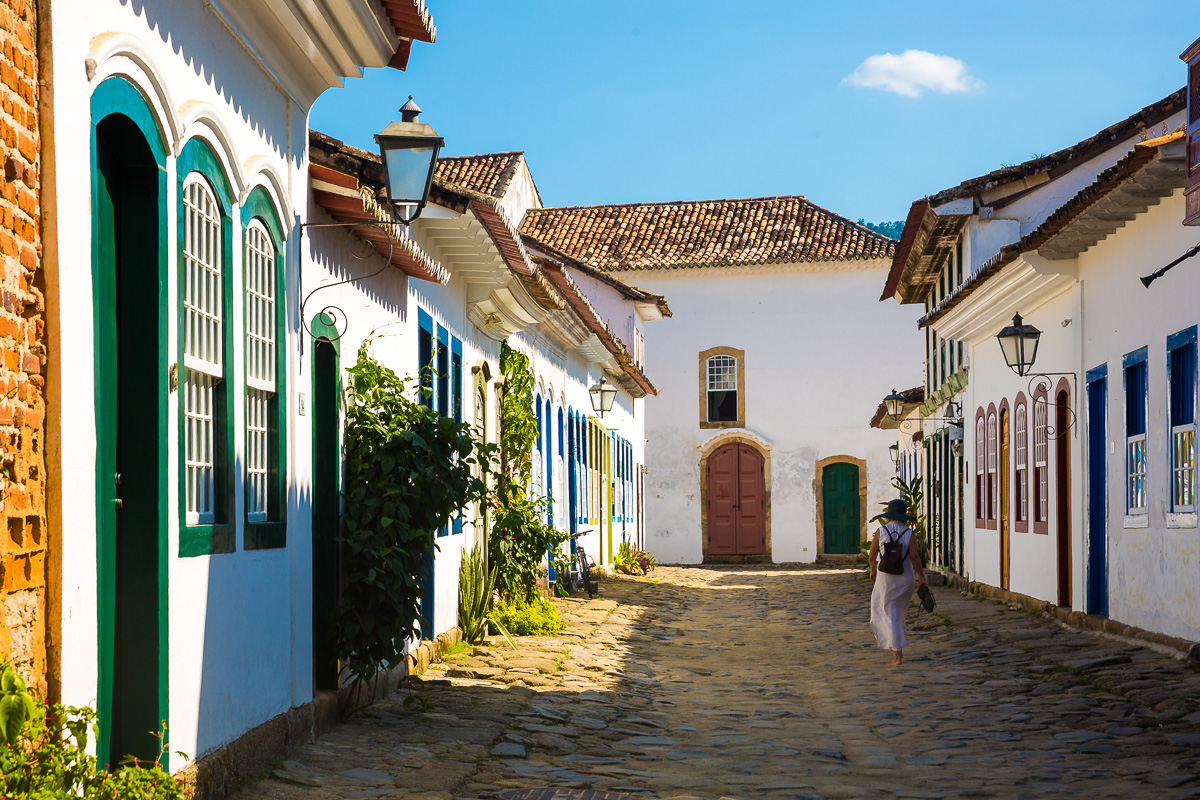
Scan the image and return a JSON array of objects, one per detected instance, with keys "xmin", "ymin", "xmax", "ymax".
[{"xmin": 843, "ymin": 50, "xmax": 984, "ymax": 98}]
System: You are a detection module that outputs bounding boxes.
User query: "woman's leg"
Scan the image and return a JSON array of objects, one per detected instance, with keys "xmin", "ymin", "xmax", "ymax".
[{"xmin": 889, "ymin": 649, "xmax": 903, "ymax": 666}]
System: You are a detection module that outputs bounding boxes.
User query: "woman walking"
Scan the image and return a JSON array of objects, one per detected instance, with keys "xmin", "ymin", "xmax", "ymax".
[{"xmin": 869, "ymin": 499, "xmax": 928, "ymax": 666}]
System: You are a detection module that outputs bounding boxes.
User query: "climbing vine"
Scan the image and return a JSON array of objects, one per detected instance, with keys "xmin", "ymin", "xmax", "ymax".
[
  {"xmin": 490, "ymin": 343, "xmax": 566, "ymax": 602},
  {"xmin": 337, "ymin": 340, "xmax": 489, "ymax": 689}
]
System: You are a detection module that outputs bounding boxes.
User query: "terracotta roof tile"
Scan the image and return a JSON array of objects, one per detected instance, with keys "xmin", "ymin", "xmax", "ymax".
[
  {"xmin": 519, "ymin": 196, "xmax": 895, "ymax": 271},
  {"xmin": 433, "ymin": 152, "xmax": 523, "ymax": 200}
]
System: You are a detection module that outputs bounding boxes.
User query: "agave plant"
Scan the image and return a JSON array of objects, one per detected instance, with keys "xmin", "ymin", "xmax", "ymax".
[{"xmin": 457, "ymin": 543, "xmax": 515, "ymax": 649}]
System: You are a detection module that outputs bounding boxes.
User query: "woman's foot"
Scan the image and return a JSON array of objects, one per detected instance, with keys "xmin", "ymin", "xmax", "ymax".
[{"xmin": 888, "ymin": 652, "xmax": 903, "ymax": 667}]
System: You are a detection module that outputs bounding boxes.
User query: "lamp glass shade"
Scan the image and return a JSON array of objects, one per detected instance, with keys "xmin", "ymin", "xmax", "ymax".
[
  {"xmin": 948, "ymin": 425, "xmax": 965, "ymax": 458},
  {"xmin": 996, "ymin": 313, "xmax": 1041, "ymax": 376},
  {"xmin": 589, "ymin": 378, "xmax": 618, "ymax": 417},
  {"xmin": 888, "ymin": 442, "xmax": 900, "ymax": 466},
  {"xmin": 884, "ymin": 388, "xmax": 906, "ymax": 419},
  {"xmin": 376, "ymin": 136, "xmax": 443, "ymax": 206}
]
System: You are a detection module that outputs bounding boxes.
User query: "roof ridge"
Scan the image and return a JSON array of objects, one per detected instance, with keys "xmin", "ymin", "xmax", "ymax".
[
  {"xmin": 438, "ymin": 151, "xmax": 525, "ymax": 161},
  {"xmin": 529, "ymin": 194, "xmax": 814, "ymax": 213}
]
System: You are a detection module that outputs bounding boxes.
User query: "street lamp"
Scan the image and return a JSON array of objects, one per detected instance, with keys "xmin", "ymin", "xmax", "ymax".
[
  {"xmin": 948, "ymin": 424, "xmax": 965, "ymax": 458},
  {"xmin": 888, "ymin": 442, "xmax": 900, "ymax": 470},
  {"xmin": 589, "ymin": 376, "xmax": 617, "ymax": 418},
  {"xmin": 884, "ymin": 388, "xmax": 906, "ymax": 420},
  {"xmin": 374, "ymin": 96, "xmax": 445, "ymax": 224},
  {"xmin": 996, "ymin": 313, "xmax": 1042, "ymax": 377}
]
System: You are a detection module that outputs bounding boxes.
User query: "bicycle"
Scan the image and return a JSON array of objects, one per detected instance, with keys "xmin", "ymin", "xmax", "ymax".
[{"xmin": 566, "ymin": 530, "xmax": 600, "ymax": 599}]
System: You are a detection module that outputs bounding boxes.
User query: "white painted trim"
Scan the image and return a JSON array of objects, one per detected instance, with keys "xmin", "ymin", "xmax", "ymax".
[
  {"xmin": 87, "ymin": 37, "xmax": 182, "ymax": 149},
  {"xmin": 1123, "ymin": 514, "xmax": 1149, "ymax": 529},
  {"xmin": 1166, "ymin": 512, "xmax": 1198, "ymax": 529},
  {"xmin": 696, "ymin": 428, "xmax": 773, "ymax": 453}
]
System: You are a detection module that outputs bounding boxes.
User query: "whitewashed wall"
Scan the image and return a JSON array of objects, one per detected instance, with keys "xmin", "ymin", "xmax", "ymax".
[
  {"xmin": 960, "ymin": 286, "xmax": 1083, "ymax": 606},
  {"xmin": 50, "ymin": 0, "xmax": 311, "ymax": 767},
  {"xmin": 1078, "ymin": 189, "xmax": 1200, "ymax": 641},
  {"xmin": 626, "ymin": 262, "xmax": 922, "ymax": 564}
]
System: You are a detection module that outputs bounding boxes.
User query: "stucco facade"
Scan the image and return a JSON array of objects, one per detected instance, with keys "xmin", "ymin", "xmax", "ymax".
[{"xmin": 626, "ymin": 262, "xmax": 921, "ymax": 564}]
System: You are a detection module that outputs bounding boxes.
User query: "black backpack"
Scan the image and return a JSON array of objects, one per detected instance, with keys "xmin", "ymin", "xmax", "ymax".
[{"xmin": 878, "ymin": 528, "xmax": 909, "ymax": 575}]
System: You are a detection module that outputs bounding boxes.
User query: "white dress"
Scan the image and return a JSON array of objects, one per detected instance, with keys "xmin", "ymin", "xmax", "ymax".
[{"xmin": 870, "ymin": 523, "xmax": 914, "ymax": 651}]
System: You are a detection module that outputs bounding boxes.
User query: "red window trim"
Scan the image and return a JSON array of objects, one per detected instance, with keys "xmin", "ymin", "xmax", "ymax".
[
  {"xmin": 1032, "ymin": 385, "xmax": 1049, "ymax": 535},
  {"xmin": 986, "ymin": 403, "xmax": 998, "ymax": 530},
  {"xmin": 1013, "ymin": 392, "xmax": 1029, "ymax": 533},
  {"xmin": 974, "ymin": 407, "xmax": 986, "ymax": 528}
]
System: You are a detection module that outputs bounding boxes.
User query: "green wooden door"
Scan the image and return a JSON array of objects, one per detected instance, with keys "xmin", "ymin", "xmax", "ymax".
[
  {"xmin": 312, "ymin": 335, "xmax": 341, "ymax": 689},
  {"xmin": 823, "ymin": 463, "xmax": 860, "ymax": 554},
  {"xmin": 94, "ymin": 106, "xmax": 167, "ymax": 767}
]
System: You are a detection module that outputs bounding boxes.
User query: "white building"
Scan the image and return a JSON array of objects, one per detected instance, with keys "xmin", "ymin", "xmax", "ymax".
[
  {"xmin": 46, "ymin": 0, "xmax": 437, "ymax": 774},
  {"xmin": 882, "ymin": 90, "xmax": 1187, "ymax": 599},
  {"xmin": 307, "ymin": 135, "xmax": 662, "ymax": 644},
  {"xmin": 926, "ymin": 128, "xmax": 1199, "ymax": 640},
  {"xmin": 522, "ymin": 197, "xmax": 921, "ymax": 564}
]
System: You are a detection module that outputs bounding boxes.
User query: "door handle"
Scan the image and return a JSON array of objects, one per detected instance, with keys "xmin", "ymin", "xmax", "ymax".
[{"xmin": 114, "ymin": 498, "xmax": 123, "ymax": 510}]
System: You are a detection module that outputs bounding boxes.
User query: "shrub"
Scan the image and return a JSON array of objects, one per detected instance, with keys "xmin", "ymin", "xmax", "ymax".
[
  {"xmin": 0, "ymin": 663, "xmax": 190, "ymax": 798},
  {"xmin": 614, "ymin": 541, "xmax": 655, "ymax": 575},
  {"xmin": 491, "ymin": 596, "xmax": 565, "ymax": 636},
  {"xmin": 338, "ymin": 341, "xmax": 489, "ymax": 692}
]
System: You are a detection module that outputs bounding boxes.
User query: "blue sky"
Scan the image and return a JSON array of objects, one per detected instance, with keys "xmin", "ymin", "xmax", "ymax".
[{"xmin": 311, "ymin": 1, "xmax": 1191, "ymax": 224}]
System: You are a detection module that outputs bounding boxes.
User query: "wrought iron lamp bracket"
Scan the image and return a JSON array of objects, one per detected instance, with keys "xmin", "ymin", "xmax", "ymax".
[
  {"xmin": 1026, "ymin": 372, "xmax": 1078, "ymax": 440},
  {"xmin": 297, "ymin": 220, "xmax": 401, "ymax": 344}
]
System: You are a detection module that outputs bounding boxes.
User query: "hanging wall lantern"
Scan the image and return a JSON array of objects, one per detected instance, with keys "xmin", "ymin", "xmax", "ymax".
[
  {"xmin": 374, "ymin": 97, "xmax": 445, "ymax": 223},
  {"xmin": 948, "ymin": 424, "xmax": 965, "ymax": 458},
  {"xmin": 589, "ymin": 376, "xmax": 617, "ymax": 418},
  {"xmin": 996, "ymin": 313, "xmax": 1042, "ymax": 377},
  {"xmin": 884, "ymin": 388, "xmax": 906, "ymax": 420},
  {"xmin": 888, "ymin": 442, "xmax": 900, "ymax": 470}
]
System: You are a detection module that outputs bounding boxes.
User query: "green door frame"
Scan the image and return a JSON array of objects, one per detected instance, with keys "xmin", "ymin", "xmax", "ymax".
[
  {"xmin": 311, "ymin": 314, "xmax": 341, "ymax": 690},
  {"xmin": 91, "ymin": 76, "xmax": 170, "ymax": 768}
]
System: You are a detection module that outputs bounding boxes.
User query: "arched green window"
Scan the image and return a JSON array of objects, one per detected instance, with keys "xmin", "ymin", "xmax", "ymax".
[
  {"xmin": 177, "ymin": 138, "xmax": 235, "ymax": 556},
  {"xmin": 242, "ymin": 186, "xmax": 287, "ymax": 549}
]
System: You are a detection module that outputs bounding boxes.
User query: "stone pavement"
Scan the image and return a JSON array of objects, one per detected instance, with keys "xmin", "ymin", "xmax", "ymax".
[{"xmin": 233, "ymin": 565, "xmax": 1200, "ymax": 800}]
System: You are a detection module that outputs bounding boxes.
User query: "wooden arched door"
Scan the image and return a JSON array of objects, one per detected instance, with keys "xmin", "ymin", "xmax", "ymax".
[{"xmin": 707, "ymin": 443, "xmax": 765, "ymax": 555}]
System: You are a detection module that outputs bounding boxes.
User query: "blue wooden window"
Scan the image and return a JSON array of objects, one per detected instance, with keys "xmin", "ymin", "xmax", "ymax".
[
  {"xmin": 452, "ymin": 336, "xmax": 463, "ymax": 534},
  {"xmin": 418, "ymin": 309, "xmax": 433, "ymax": 409},
  {"xmin": 1168, "ymin": 327, "xmax": 1197, "ymax": 513},
  {"xmin": 1124, "ymin": 347, "xmax": 1149, "ymax": 513},
  {"xmin": 436, "ymin": 325, "xmax": 449, "ymax": 417}
]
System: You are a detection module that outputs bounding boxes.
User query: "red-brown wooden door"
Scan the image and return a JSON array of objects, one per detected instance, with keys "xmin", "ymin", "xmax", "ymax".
[{"xmin": 707, "ymin": 444, "xmax": 765, "ymax": 555}]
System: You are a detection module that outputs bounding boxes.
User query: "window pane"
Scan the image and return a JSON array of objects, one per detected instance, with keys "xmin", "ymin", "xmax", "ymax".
[
  {"xmin": 185, "ymin": 370, "xmax": 215, "ymax": 524},
  {"xmin": 1170, "ymin": 343, "xmax": 1196, "ymax": 428},
  {"xmin": 1173, "ymin": 428, "xmax": 1195, "ymax": 510},
  {"xmin": 707, "ymin": 355, "xmax": 737, "ymax": 391},
  {"xmin": 244, "ymin": 222, "xmax": 275, "ymax": 389},
  {"xmin": 708, "ymin": 390, "xmax": 738, "ymax": 422},
  {"xmin": 246, "ymin": 387, "xmax": 269, "ymax": 521},
  {"xmin": 1125, "ymin": 361, "xmax": 1147, "ymax": 437},
  {"xmin": 183, "ymin": 177, "xmax": 223, "ymax": 375}
]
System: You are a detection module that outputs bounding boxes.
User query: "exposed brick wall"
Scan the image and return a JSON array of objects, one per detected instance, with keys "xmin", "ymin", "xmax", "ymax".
[{"xmin": 0, "ymin": 0, "xmax": 45, "ymax": 694}]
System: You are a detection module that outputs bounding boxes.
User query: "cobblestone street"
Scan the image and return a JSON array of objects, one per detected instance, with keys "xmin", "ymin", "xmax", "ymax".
[{"xmin": 237, "ymin": 566, "xmax": 1200, "ymax": 800}]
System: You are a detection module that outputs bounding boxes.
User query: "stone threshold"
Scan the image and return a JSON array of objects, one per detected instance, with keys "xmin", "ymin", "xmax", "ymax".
[
  {"xmin": 938, "ymin": 571, "xmax": 1200, "ymax": 663},
  {"xmin": 180, "ymin": 627, "xmax": 464, "ymax": 800}
]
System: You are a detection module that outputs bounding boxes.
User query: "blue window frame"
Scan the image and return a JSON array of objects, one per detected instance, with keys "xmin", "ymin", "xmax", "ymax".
[
  {"xmin": 418, "ymin": 309, "xmax": 433, "ymax": 409},
  {"xmin": 452, "ymin": 335, "xmax": 463, "ymax": 534},
  {"xmin": 1168, "ymin": 327, "xmax": 1197, "ymax": 513},
  {"xmin": 1124, "ymin": 347, "xmax": 1149, "ymax": 514}
]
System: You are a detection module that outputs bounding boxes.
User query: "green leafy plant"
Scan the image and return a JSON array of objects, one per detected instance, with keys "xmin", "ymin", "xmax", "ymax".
[
  {"xmin": 490, "ymin": 344, "xmax": 568, "ymax": 602},
  {"xmin": 337, "ymin": 340, "xmax": 490, "ymax": 696},
  {"xmin": 491, "ymin": 596, "xmax": 565, "ymax": 636},
  {"xmin": 457, "ymin": 542, "xmax": 515, "ymax": 649},
  {"xmin": 614, "ymin": 541, "xmax": 655, "ymax": 575},
  {"xmin": 0, "ymin": 662, "xmax": 190, "ymax": 798}
]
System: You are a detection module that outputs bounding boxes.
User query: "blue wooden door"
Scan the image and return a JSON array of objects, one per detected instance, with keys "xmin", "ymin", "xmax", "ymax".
[{"xmin": 1086, "ymin": 368, "xmax": 1108, "ymax": 616}]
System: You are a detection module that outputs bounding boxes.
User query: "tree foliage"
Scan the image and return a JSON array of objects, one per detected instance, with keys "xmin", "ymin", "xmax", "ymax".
[
  {"xmin": 337, "ymin": 340, "xmax": 489, "ymax": 689},
  {"xmin": 490, "ymin": 343, "xmax": 567, "ymax": 602}
]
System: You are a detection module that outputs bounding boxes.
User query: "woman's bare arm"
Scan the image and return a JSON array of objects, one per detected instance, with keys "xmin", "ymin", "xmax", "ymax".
[{"xmin": 868, "ymin": 531, "xmax": 880, "ymax": 582}]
